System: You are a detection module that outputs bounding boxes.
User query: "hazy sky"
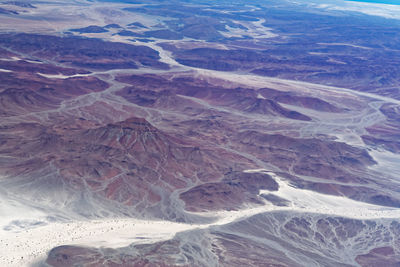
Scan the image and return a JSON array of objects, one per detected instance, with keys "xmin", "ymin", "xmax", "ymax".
[
  {"xmin": 307, "ymin": 0, "xmax": 400, "ymax": 20},
  {"xmin": 347, "ymin": 0, "xmax": 400, "ymax": 4}
]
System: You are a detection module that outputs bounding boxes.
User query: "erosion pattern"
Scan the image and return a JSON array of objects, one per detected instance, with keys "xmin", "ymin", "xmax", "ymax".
[{"xmin": 0, "ymin": 0, "xmax": 399, "ymax": 266}]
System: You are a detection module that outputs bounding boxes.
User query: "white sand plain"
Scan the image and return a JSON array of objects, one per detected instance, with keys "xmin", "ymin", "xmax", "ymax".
[{"xmin": 1, "ymin": 170, "xmax": 399, "ymax": 267}]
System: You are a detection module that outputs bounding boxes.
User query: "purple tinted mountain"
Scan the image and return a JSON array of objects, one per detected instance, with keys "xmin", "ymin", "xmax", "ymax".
[
  {"xmin": 0, "ymin": 0, "xmax": 399, "ymax": 266},
  {"xmin": 0, "ymin": 33, "xmax": 168, "ymax": 70},
  {"xmin": 70, "ymin": 25, "xmax": 109, "ymax": 33}
]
